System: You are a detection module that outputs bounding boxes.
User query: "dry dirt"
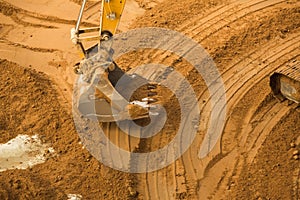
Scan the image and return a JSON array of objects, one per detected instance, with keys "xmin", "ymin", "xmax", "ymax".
[{"xmin": 0, "ymin": 0, "xmax": 299, "ymax": 199}]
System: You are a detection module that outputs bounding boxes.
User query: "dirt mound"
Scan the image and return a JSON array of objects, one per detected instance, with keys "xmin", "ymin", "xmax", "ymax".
[
  {"xmin": 234, "ymin": 110, "xmax": 300, "ymax": 199},
  {"xmin": 0, "ymin": 60, "xmax": 132, "ymax": 200},
  {"xmin": 0, "ymin": 60, "xmax": 63, "ymax": 143}
]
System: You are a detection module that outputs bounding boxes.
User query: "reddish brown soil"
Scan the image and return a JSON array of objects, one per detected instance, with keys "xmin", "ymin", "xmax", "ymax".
[
  {"xmin": 0, "ymin": 0, "xmax": 299, "ymax": 199},
  {"xmin": 234, "ymin": 110, "xmax": 300, "ymax": 200},
  {"xmin": 0, "ymin": 60, "xmax": 133, "ymax": 200}
]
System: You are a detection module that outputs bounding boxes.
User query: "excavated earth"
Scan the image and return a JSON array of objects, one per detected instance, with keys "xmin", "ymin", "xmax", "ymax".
[{"xmin": 0, "ymin": 0, "xmax": 299, "ymax": 199}]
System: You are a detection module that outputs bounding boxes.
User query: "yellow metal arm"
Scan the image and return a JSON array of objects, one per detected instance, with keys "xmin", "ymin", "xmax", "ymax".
[
  {"xmin": 71, "ymin": 0, "xmax": 127, "ymax": 59},
  {"xmin": 101, "ymin": 0, "xmax": 126, "ymax": 36}
]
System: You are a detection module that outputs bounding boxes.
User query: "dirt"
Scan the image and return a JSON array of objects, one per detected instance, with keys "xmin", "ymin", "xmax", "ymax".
[
  {"xmin": 0, "ymin": 0, "xmax": 299, "ymax": 199},
  {"xmin": 0, "ymin": 60, "xmax": 132, "ymax": 199},
  {"xmin": 234, "ymin": 110, "xmax": 300, "ymax": 200}
]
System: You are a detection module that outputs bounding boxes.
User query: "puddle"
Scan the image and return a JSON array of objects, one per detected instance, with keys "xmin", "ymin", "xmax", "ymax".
[{"xmin": 0, "ymin": 134, "xmax": 55, "ymax": 172}]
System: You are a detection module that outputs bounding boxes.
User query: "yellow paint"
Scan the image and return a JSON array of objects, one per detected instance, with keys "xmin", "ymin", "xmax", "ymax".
[
  {"xmin": 101, "ymin": 0, "xmax": 126, "ymax": 35},
  {"xmin": 76, "ymin": 44, "xmax": 85, "ymax": 59}
]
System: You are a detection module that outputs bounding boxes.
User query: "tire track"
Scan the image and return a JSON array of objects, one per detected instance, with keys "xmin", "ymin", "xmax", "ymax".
[
  {"xmin": 217, "ymin": 53, "xmax": 298, "ymax": 196},
  {"xmin": 0, "ymin": 0, "xmax": 96, "ymax": 28},
  {"xmin": 197, "ymin": 45, "xmax": 299, "ymax": 199},
  {"xmin": 197, "ymin": 34, "xmax": 299, "ymax": 167},
  {"xmin": 178, "ymin": 0, "xmax": 245, "ymax": 32},
  {"xmin": 183, "ymin": 0, "xmax": 267, "ymax": 34},
  {"xmin": 190, "ymin": 0, "xmax": 287, "ymax": 42},
  {"xmin": 176, "ymin": 27, "xmax": 299, "ymax": 198},
  {"xmin": 138, "ymin": 0, "xmax": 289, "ymax": 68},
  {"xmin": 138, "ymin": 115, "xmax": 173, "ymax": 199},
  {"xmin": 196, "ymin": 33, "xmax": 299, "ymax": 136},
  {"xmin": 0, "ymin": 38, "xmax": 59, "ymax": 53},
  {"xmin": 124, "ymin": 1, "xmax": 300, "ymax": 199},
  {"xmin": 70, "ymin": 0, "xmax": 300, "ymax": 199},
  {"xmin": 245, "ymin": 102, "xmax": 293, "ymax": 163},
  {"xmin": 221, "ymin": 98, "xmax": 295, "ymax": 199},
  {"xmin": 84, "ymin": 1, "xmax": 101, "ymax": 21},
  {"xmin": 217, "ymin": 35, "xmax": 300, "ymax": 112},
  {"xmin": 181, "ymin": 3, "xmax": 300, "ymax": 195},
  {"xmin": 0, "ymin": 23, "xmax": 59, "ymax": 52},
  {"xmin": 121, "ymin": 67, "xmax": 190, "ymax": 199},
  {"xmin": 216, "ymin": 98, "xmax": 286, "ymax": 198},
  {"xmin": 155, "ymin": 133, "xmax": 172, "ymax": 200}
]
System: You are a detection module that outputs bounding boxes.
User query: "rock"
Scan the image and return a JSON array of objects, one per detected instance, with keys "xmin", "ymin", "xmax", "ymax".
[
  {"xmin": 127, "ymin": 186, "xmax": 138, "ymax": 197},
  {"xmin": 290, "ymin": 142, "xmax": 296, "ymax": 148},
  {"xmin": 293, "ymin": 155, "xmax": 299, "ymax": 160},
  {"xmin": 292, "ymin": 150, "xmax": 299, "ymax": 156}
]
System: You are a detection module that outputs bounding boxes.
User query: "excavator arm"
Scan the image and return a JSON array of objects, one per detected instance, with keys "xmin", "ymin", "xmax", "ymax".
[
  {"xmin": 71, "ymin": 0, "xmax": 126, "ymax": 58},
  {"xmin": 71, "ymin": 0, "xmax": 156, "ymax": 122}
]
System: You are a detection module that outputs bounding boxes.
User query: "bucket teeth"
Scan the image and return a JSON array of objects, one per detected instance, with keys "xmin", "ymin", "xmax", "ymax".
[
  {"xmin": 149, "ymin": 111, "xmax": 159, "ymax": 116},
  {"xmin": 142, "ymin": 97, "xmax": 158, "ymax": 103},
  {"xmin": 148, "ymin": 91, "xmax": 158, "ymax": 96},
  {"xmin": 142, "ymin": 97, "xmax": 149, "ymax": 102},
  {"xmin": 147, "ymin": 85, "xmax": 157, "ymax": 90}
]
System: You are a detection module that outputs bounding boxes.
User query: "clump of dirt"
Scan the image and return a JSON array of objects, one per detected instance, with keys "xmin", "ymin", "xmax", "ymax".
[{"xmin": 0, "ymin": 60, "xmax": 133, "ymax": 200}]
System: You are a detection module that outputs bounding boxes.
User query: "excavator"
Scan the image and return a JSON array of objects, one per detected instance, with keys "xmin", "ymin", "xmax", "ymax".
[
  {"xmin": 71, "ymin": 0, "xmax": 299, "ymax": 123},
  {"xmin": 270, "ymin": 60, "xmax": 300, "ymax": 105},
  {"xmin": 71, "ymin": 0, "xmax": 157, "ymax": 122}
]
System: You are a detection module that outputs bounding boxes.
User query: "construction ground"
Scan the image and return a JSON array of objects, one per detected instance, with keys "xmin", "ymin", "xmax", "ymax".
[{"xmin": 0, "ymin": 0, "xmax": 299, "ymax": 199}]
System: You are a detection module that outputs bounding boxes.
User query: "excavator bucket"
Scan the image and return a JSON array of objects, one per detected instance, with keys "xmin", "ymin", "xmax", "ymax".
[
  {"xmin": 75, "ymin": 66, "xmax": 152, "ymax": 122},
  {"xmin": 71, "ymin": 0, "xmax": 156, "ymax": 122},
  {"xmin": 270, "ymin": 60, "xmax": 300, "ymax": 104},
  {"xmin": 75, "ymin": 42, "xmax": 153, "ymax": 122}
]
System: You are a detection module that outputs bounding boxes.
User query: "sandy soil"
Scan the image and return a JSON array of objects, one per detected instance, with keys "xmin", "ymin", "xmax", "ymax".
[{"xmin": 0, "ymin": 0, "xmax": 299, "ymax": 199}]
